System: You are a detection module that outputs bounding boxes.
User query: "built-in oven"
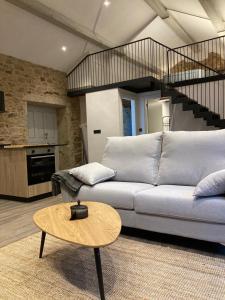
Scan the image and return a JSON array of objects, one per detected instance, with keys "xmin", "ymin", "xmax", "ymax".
[{"xmin": 27, "ymin": 147, "xmax": 55, "ymax": 185}]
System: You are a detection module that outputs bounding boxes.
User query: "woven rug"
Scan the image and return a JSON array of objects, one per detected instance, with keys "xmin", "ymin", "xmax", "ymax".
[{"xmin": 0, "ymin": 233, "xmax": 225, "ymax": 300}]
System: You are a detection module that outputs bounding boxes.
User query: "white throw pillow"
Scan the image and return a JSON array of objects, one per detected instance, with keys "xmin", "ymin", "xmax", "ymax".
[
  {"xmin": 101, "ymin": 133, "xmax": 162, "ymax": 184},
  {"xmin": 69, "ymin": 162, "xmax": 116, "ymax": 186},
  {"xmin": 194, "ymin": 169, "xmax": 225, "ymax": 197}
]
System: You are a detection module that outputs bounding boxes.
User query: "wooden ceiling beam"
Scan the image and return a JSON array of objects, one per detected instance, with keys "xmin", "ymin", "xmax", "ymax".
[
  {"xmin": 198, "ymin": 0, "xmax": 225, "ymax": 35},
  {"xmin": 144, "ymin": 0, "xmax": 195, "ymax": 44}
]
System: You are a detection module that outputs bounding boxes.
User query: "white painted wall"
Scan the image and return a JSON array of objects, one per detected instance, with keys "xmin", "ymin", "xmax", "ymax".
[
  {"xmin": 86, "ymin": 89, "xmax": 122, "ymax": 162},
  {"xmin": 79, "ymin": 96, "xmax": 88, "ymax": 162},
  {"xmin": 135, "ymin": 97, "xmax": 146, "ymax": 134},
  {"xmin": 85, "ymin": 88, "xmax": 167, "ymax": 162}
]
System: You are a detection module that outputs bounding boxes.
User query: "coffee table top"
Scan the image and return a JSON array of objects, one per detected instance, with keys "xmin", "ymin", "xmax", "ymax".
[{"xmin": 33, "ymin": 202, "xmax": 121, "ymax": 248}]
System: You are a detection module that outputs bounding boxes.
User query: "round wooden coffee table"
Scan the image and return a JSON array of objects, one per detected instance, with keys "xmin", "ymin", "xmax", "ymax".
[{"xmin": 33, "ymin": 201, "xmax": 121, "ymax": 300}]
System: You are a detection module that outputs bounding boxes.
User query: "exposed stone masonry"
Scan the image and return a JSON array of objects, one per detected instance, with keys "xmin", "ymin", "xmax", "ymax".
[
  {"xmin": 0, "ymin": 53, "xmax": 81, "ymax": 169},
  {"xmin": 171, "ymin": 52, "xmax": 225, "ymax": 73}
]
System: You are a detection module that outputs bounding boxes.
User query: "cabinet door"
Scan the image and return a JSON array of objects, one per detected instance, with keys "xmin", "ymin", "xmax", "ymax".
[
  {"xmin": 27, "ymin": 105, "xmax": 58, "ymax": 144},
  {"xmin": 43, "ymin": 109, "xmax": 57, "ymax": 144}
]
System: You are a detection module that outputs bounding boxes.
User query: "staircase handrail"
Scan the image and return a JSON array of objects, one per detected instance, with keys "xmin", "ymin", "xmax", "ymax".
[
  {"xmin": 173, "ymin": 34, "xmax": 225, "ymax": 50},
  {"xmin": 171, "ymin": 35, "xmax": 225, "ymax": 75}
]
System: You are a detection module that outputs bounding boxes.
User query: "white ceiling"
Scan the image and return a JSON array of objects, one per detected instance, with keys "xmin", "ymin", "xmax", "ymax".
[
  {"xmin": 169, "ymin": 10, "xmax": 217, "ymax": 41},
  {"xmin": 0, "ymin": 0, "xmax": 225, "ymax": 73},
  {"xmin": 213, "ymin": 0, "xmax": 225, "ymax": 23},
  {"xmin": 133, "ymin": 16, "xmax": 185, "ymax": 48},
  {"xmin": 0, "ymin": 0, "xmax": 98, "ymax": 72},
  {"xmin": 38, "ymin": 0, "xmax": 102, "ymax": 31},
  {"xmin": 95, "ymin": 0, "xmax": 155, "ymax": 43}
]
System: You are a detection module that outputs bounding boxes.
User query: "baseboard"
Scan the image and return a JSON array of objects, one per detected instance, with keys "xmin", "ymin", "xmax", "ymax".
[{"xmin": 0, "ymin": 193, "xmax": 52, "ymax": 202}]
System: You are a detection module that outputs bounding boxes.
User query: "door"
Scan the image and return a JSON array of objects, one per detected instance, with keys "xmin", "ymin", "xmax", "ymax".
[
  {"xmin": 147, "ymin": 101, "xmax": 163, "ymax": 133},
  {"xmin": 122, "ymin": 100, "xmax": 132, "ymax": 136},
  {"xmin": 122, "ymin": 99, "xmax": 136, "ymax": 136},
  {"xmin": 27, "ymin": 105, "xmax": 58, "ymax": 145}
]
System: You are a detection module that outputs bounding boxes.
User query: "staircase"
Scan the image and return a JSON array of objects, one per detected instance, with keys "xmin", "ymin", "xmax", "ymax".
[
  {"xmin": 67, "ymin": 36, "xmax": 225, "ymax": 129},
  {"xmin": 165, "ymin": 36, "xmax": 225, "ymax": 128},
  {"xmin": 165, "ymin": 86, "xmax": 225, "ymax": 129}
]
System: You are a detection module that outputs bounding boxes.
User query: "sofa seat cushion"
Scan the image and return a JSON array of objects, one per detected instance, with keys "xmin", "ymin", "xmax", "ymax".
[
  {"xmin": 76, "ymin": 181, "xmax": 154, "ymax": 210},
  {"xmin": 134, "ymin": 185, "xmax": 225, "ymax": 224}
]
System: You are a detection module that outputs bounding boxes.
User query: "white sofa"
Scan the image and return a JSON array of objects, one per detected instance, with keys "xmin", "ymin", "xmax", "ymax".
[{"xmin": 61, "ymin": 130, "xmax": 225, "ymax": 244}]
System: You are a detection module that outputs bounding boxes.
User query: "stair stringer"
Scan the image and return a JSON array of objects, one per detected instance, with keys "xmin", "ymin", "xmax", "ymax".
[
  {"xmin": 170, "ymin": 102, "xmax": 217, "ymax": 131},
  {"xmin": 174, "ymin": 79, "xmax": 225, "ymax": 120}
]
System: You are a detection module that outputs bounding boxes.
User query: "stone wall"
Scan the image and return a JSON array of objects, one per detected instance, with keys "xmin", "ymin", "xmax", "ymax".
[
  {"xmin": 0, "ymin": 53, "xmax": 81, "ymax": 169},
  {"xmin": 170, "ymin": 52, "xmax": 225, "ymax": 73}
]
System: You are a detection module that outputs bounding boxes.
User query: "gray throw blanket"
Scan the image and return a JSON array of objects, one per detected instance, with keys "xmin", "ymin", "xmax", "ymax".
[{"xmin": 51, "ymin": 170, "xmax": 83, "ymax": 197}]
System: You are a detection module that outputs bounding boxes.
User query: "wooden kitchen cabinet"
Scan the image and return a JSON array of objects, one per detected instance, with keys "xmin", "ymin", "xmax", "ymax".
[{"xmin": 0, "ymin": 146, "xmax": 54, "ymax": 200}]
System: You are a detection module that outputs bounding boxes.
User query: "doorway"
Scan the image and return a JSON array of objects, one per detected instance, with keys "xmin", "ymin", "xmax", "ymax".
[
  {"xmin": 146, "ymin": 100, "xmax": 163, "ymax": 133},
  {"xmin": 146, "ymin": 99, "xmax": 171, "ymax": 133},
  {"xmin": 122, "ymin": 99, "xmax": 136, "ymax": 136}
]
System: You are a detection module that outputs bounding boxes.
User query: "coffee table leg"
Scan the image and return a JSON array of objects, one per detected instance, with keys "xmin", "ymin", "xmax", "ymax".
[
  {"xmin": 94, "ymin": 248, "xmax": 105, "ymax": 300},
  {"xmin": 39, "ymin": 231, "xmax": 46, "ymax": 258}
]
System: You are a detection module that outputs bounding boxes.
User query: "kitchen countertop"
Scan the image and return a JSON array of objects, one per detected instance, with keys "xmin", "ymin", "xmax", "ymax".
[
  {"xmin": 0, "ymin": 144, "xmax": 11, "ymax": 148},
  {"xmin": 2, "ymin": 143, "xmax": 67, "ymax": 149}
]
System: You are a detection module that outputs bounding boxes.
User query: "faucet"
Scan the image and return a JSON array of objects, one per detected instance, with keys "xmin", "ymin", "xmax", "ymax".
[{"xmin": 44, "ymin": 132, "xmax": 49, "ymax": 144}]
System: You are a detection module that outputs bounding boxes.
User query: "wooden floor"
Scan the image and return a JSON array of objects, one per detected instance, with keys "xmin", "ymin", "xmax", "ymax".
[
  {"xmin": 0, "ymin": 195, "xmax": 61, "ymax": 248},
  {"xmin": 1, "ymin": 195, "xmax": 225, "ymax": 255}
]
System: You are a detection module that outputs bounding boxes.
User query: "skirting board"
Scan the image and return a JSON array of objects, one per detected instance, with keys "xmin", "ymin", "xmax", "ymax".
[{"xmin": 0, "ymin": 192, "xmax": 52, "ymax": 202}]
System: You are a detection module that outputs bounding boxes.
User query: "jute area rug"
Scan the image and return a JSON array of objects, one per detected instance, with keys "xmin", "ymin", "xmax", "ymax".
[{"xmin": 0, "ymin": 233, "xmax": 225, "ymax": 300}]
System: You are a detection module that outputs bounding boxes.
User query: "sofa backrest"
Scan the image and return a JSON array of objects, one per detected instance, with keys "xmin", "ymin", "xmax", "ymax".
[
  {"xmin": 157, "ymin": 129, "xmax": 225, "ymax": 186},
  {"xmin": 102, "ymin": 133, "xmax": 162, "ymax": 184}
]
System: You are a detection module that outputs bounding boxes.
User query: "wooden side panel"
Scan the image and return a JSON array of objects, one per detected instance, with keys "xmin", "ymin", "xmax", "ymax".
[
  {"xmin": 0, "ymin": 149, "xmax": 28, "ymax": 197},
  {"xmin": 28, "ymin": 182, "xmax": 52, "ymax": 198}
]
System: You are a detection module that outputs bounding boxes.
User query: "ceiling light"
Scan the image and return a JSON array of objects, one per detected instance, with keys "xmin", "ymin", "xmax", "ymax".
[
  {"xmin": 103, "ymin": 0, "xmax": 111, "ymax": 7},
  {"xmin": 61, "ymin": 46, "xmax": 67, "ymax": 52}
]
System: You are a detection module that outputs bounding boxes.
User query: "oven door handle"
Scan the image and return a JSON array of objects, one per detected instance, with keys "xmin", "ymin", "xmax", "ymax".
[{"xmin": 29, "ymin": 154, "xmax": 55, "ymax": 159}]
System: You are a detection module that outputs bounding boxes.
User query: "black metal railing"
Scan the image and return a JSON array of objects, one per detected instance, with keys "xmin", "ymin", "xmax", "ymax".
[
  {"xmin": 67, "ymin": 37, "xmax": 220, "ymax": 92},
  {"xmin": 67, "ymin": 36, "xmax": 225, "ymax": 120},
  {"xmin": 67, "ymin": 38, "xmax": 169, "ymax": 92},
  {"xmin": 172, "ymin": 35, "xmax": 225, "ymax": 74},
  {"xmin": 166, "ymin": 47, "xmax": 219, "ymax": 84},
  {"xmin": 168, "ymin": 36, "xmax": 225, "ymax": 119}
]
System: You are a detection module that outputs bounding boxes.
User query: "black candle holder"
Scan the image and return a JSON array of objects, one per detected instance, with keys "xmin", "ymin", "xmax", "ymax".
[{"xmin": 70, "ymin": 200, "xmax": 88, "ymax": 220}]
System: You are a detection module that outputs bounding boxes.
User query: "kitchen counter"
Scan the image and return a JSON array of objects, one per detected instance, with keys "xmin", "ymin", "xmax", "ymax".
[
  {"xmin": 3, "ymin": 143, "xmax": 67, "ymax": 149},
  {"xmin": 0, "ymin": 143, "xmax": 65, "ymax": 199},
  {"xmin": 0, "ymin": 144, "xmax": 11, "ymax": 148}
]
